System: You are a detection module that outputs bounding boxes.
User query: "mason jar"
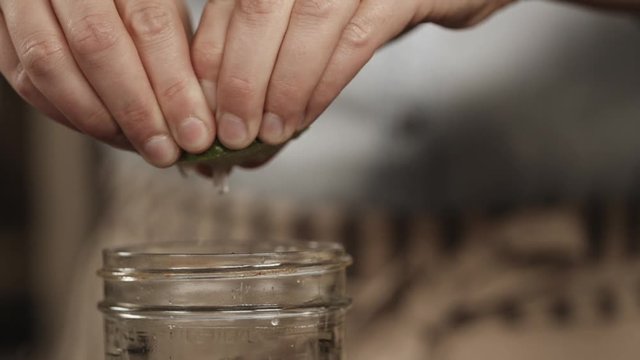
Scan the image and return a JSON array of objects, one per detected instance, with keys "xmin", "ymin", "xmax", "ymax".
[{"xmin": 98, "ymin": 241, "xmax": 352, "ymax": 360}]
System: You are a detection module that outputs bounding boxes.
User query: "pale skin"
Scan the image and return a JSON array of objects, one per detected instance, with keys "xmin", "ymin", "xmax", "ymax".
[{"xmin": 0, "ymin": 0, "xmax": 638, "ymax": 168}]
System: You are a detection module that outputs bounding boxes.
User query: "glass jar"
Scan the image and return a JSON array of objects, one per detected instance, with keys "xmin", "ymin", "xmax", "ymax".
[{"xmin": 99, "ymin": 241, "xmax": 352, "ymax": 360}]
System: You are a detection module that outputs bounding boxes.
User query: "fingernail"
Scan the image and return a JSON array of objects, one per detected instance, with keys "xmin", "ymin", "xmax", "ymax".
[
  {"xmin": 218, "ymin": 113, "xmax": 248, "ymax": 148},
  {"xmin": 200, "ymin": 80, "xmax": 217, "ymax": 111},
  {"xmin": 143, "ymin": 135, "xmax": 179, "ymax": 167},
  {"xmin": 178, "ymin": 117, "xmax": 209, "ymax": 152},
  {"xmin": 260, "ymin": 113, "xmax": 285, "ymax": 143}
]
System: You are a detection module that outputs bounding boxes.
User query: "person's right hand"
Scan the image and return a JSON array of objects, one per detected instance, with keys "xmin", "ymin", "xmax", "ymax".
[{"xmin": 0, "ymin": 0, "xmax": 215, "ymax": 167}]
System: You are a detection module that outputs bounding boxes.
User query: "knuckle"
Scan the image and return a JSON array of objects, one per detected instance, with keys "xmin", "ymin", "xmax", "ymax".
[
  {"xmin": 78, "ymin": 110, "xmax": 120, "ymax": 141},
  {"xmin": 160, "ymin": 77, "xmax": 190, "ymax": 103},
  {"xmin": 19, "ymin": 34, "xmax": 66, "ymax": 77},
  {"xmin": 222, "ymin": 75, "xmax": 257, "ymax": 99},
  {"xmin": 292, "ymin": 0, "xmax": 338, "ymax": 21},
  {"xmin": 191, "ymin": 42, "xmax": 223, "ymax": 78},
  {"xmin": 68, "ymin": 13, "xmax": 122, "ymax": 56},
  {"xmin": 238, "ymin": 0, "xmax": 283, "ymax": 17},
  {"xmin": 342, "ymin": 17, "xmax": 376, "ymax": 50},
  {"xmin": 268, "ymin": 79, "xmax": 305, "ymax": 113},
  {"xmin": 113, "ymin": 101, "xmax": 156, "ymax": 141},
  {"xmin": 126, "ymin": 4, "xmax": 175, "ymax": 45},
  {"xmin": 12, "ymin": 66, "xmax": 38, "ymax": 100}
]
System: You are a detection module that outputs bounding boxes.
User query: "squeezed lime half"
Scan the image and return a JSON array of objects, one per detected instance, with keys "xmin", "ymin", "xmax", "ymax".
[
  {"xmin": 179, "ymin": 140, "xmax": 282, "ymax": 167},
  {"xmin": 178, "ymin": 130, "xmax": 305, "ymax": 168}
]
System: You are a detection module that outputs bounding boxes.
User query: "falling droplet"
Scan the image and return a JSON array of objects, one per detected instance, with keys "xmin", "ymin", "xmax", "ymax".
[
  {"xmin": 212, "ymin": 166, "xmax": 232, "ymax": 195},
  {"xmin": 270, "ymin": 318, "xmax": 280, "ymax": 326}
]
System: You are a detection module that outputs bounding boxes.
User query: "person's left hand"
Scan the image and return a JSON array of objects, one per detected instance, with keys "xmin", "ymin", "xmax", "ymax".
[{"xmin": 190, "ymin": 0, "xmax": 513, "ymax": 151}]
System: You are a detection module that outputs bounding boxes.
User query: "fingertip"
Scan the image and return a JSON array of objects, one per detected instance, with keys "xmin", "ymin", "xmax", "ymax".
[
  {"xmin": 142, "ymin": 134, "xmax": 181, "ymax": 168},
  {"xmin": 176, "ymin": 116, "xmax": 214, "ymax": 154},
  {"xmin": 298, "ymin": 114, "xmax": 314, "ymax": 132},
  {"xmin": 217, "ymin": 112, "xmax": 252, "ymax": 150},
  {"xmin": 258, "ymin": 112, "xmax": 286, "ymax": 145}
]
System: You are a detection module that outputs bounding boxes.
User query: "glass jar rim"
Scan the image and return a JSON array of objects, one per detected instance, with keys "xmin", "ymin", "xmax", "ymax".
[{"xmin": 100, "ymin": 240, "xmax": 352, "ymax": 279}]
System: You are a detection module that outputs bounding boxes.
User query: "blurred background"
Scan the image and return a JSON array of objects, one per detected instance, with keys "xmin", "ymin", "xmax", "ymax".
[{"xmin": 1, "ymin": 1, "xmax": 640, "ymax": 359}]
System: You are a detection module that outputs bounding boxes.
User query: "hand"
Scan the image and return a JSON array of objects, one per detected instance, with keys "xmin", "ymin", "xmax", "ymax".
[
  {"xmin": 0, "ymin": 0, "xmax": 215, "ymax": 167},
  {"xmin": 191, "ymin": 0, "xmax": 513, "ymax": 151}
]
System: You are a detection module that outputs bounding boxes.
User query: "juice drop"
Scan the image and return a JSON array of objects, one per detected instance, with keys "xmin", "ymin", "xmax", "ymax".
[{"xmin": 212, "ymin": 166, "xmax": 232, "ymax": 195}]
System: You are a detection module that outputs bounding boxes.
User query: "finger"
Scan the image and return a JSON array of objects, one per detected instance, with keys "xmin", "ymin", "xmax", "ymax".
[
  {"xmin": 0, "ymin": 51, "xmax": 135, "ymax": 150},
  {"xmin": 116, "ymin": 0, "xmax": 215, "ymax": 154},
  {"xmin": 216, "ymin": 0, "xmax": 296, "ymax": 149},
  {"xmin": 175, "ymin": 0, "xmax": 192, "ymax": 36},
  {"xmin": 191, "ymin": 0, "xmax": 236, "ymax": 112},
  {"xmin": 305, "ymin": 0, "xmax": 419, "ymax": 128},
  {"xmin": 0, "ymin": 10, "xmax": 81, "ymax": 135},
  {"xmin": 0, "ymin": 12, "xmax": 75, "ymax": 130},
  {"xmin": 0, "ymin": 53, "xmax": 134, "ymax": 150},
  {"xmin": 0, "ymin": 10, "xmax": 136, "ymax": 150},
  {"xmin": 259, "ymin": 0, "xmax": 359, "ymax": 144},
  {"xmin": 0, "ymin": 0, "xmax": 121, "ymax": 138},
  {"xmin": 52, "ymin": 0, "xmax": 179, "ymax": 167}
]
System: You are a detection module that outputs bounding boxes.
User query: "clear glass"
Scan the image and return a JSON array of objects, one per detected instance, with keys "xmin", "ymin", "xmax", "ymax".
[{"xmin": 99, "ymin": 241, "xmax": 352, "ymax": 360}]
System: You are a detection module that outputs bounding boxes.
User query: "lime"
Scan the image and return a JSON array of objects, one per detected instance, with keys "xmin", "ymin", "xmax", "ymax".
[{"xmin": 178, "ymin": 130, "xmax": 306, "ymax": 167}]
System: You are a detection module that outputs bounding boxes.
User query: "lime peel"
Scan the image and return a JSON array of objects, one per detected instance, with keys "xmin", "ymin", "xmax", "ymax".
[{"xmin": 178, "ymin": 130, "xmax": 306, "ymax": 167}]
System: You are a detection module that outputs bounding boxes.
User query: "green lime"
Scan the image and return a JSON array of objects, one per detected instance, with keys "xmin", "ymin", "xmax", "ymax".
[{"xmin": 178, "ymin": 130, "xmax": 306, "ymax": 167}]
